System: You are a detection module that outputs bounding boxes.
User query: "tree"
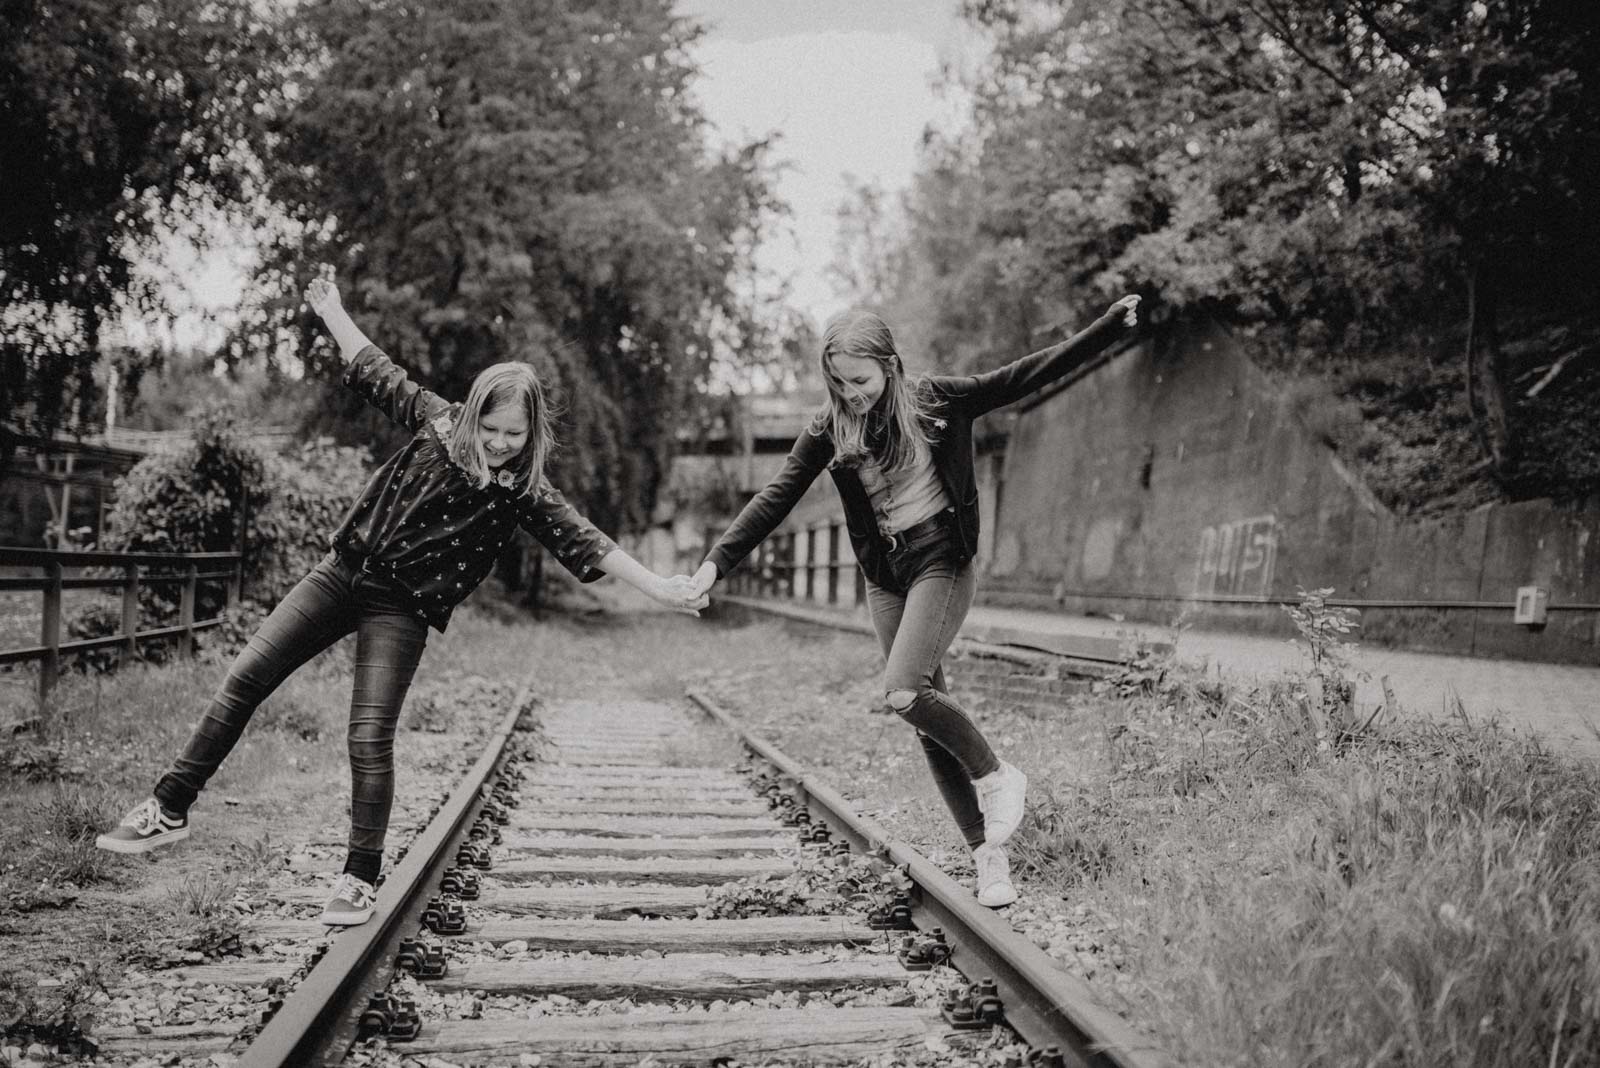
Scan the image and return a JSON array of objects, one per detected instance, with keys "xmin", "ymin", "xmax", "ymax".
[
  {"xmin": 878, "ymin": 0, "xmax": 1600, "ymax": 500},
  {"xmin": 239, "ymin": 0, "xmax": 783, "ymax": 534},
  {"xmin": 0, "ymin": 0, "xmax": 290, "ymax": 462}
]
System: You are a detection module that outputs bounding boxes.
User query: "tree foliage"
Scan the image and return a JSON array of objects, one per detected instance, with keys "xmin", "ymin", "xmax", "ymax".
[
  {"xmin": 0, "ymin": 0, "xmax": 289, "ymax": 458},
  {"xmin": 238, "ymin": 0, "xmax": 784, "ymax": 533},
  {"xmin": 842, "ymin": 0, "xmax": 1600, "ymax": 504}
]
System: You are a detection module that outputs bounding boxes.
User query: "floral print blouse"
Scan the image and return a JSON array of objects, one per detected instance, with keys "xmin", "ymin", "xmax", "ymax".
[{"xmin": 330, "ymin": 345, "xmax": 616, "ymax": 631}]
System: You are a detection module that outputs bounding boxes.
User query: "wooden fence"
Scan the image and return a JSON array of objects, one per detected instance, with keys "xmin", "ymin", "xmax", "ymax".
[
  {"xmin": 0, "ymin": 546, "xmax": 243, "ymax": 706},
  {"xmin": 718, "ymin": 524, "xmax": 867, "ymax": 608}
]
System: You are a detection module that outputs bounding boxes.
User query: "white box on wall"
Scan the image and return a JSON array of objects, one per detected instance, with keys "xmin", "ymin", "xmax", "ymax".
[{"xmin": 1513, "ymin": 586, "xmax": 1549, "ymax": 626}]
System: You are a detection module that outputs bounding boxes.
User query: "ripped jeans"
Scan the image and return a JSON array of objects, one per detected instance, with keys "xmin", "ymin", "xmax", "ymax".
[
  {"xmin": 153, "ymin": 551, "xmax": 429, "ymax": 882},
  {"xmin": 864, "ymin": 550, "xmax": 999, "ymax": 850}
]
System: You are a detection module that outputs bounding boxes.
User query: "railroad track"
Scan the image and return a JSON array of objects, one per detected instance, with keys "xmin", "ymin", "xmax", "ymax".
[{"xmin": 111, "ymin": 688, "xmax": 1167, "ymax": 1067}]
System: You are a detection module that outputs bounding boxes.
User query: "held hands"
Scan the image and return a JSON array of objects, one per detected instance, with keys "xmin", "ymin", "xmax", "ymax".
[
  {"xmin": 1112, "ymin": 294, "xmax": 1140, "ymax": 328},
  {"xmin": 654, "ymin": 573, "xmax": 710, "ymax": 617},
  {"xmin": 690, "ymin": 560, "xmax": 718, "ymax": 599},
  {"xmin": 306, "ymin": 276, "xmax": 343, "ymax": 319}
]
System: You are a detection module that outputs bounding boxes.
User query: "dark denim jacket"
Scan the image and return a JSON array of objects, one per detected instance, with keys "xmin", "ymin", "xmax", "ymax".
[{"xmin": 706, "ymin": 309, "xmax": 1131, "ymax": 591}]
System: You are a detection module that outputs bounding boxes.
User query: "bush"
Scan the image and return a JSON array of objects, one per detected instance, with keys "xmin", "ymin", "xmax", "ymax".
[{"xmin": 103, "ymin": 406, "xmax": 370, "ymax": 617}]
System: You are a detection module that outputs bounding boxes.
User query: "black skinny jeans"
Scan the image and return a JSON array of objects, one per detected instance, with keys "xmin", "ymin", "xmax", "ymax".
[{"xmin": 154, "ymin": 552, "xmax": 429, "ymax": 879}]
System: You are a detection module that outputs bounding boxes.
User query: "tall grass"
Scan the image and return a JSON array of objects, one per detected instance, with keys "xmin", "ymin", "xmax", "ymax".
[{"xmin": 1036, "ymin": 600, "xmax": 1600, "ymax": 1066}]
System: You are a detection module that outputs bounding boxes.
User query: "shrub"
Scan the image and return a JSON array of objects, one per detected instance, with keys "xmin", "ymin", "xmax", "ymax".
[{"xmin": 102, "ymin": 406, "xmax": 370, "ymax": 621}]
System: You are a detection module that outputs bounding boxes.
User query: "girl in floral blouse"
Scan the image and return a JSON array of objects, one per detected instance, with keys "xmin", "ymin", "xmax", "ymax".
[
  {"xmin": 692, "ymin": 295, "xmax": 1139, "ymax": 907},
  {"xmin": 97, "ymin": 275, "xmax": 706, "ymax": 926}
]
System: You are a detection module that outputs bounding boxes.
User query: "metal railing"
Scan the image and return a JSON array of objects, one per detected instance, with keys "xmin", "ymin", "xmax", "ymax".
[
  {"xmin": 0, "ymin": 546, "xmax": 243, "ymax": 704},
  {"xmin": 718, "ymin": 526, "xmax": 866, "ymax": 607}
]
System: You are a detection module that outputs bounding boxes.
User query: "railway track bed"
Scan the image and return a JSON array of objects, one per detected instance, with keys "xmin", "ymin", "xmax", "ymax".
[{"xmin": 89, "ymin": 691, "xmax": 1162, "ymax": 1068}]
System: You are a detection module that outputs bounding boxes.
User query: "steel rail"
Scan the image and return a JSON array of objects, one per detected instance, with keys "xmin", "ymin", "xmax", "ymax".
[
  {"xmin": 234, "ymin": 689, "xmax": 531, "ymax": 1068},
  {"xmin": 687, "ymin": 689, "xmax": 1170, "ymax": 1068}
]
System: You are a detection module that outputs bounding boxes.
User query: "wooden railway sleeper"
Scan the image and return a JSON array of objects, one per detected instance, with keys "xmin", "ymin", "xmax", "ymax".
[{"xmin": 941, "ymin": 976, "xmax": 1005, "ymax": 1030}]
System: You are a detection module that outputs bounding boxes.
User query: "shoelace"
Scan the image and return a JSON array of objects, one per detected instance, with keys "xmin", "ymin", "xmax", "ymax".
[
  {"xmin": 128, "ymin": 799, "xmax": 162, "ymax": 834},
  {"xmin": 332, "ymin": 874, "xmax": 373, "ymax": 904}
]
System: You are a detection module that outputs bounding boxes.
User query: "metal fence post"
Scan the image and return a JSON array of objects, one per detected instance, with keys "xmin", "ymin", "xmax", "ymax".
[
  {"xmin": 39, "ymin": 561, "xmax": 62, "ymax": 704},
  {"xmin": 179, "ymin": 564, "xmax": 197, "ymax": 659},
  {"xmin": 121, "ymin": 565, "xmax": 140, "ymax": 667}
]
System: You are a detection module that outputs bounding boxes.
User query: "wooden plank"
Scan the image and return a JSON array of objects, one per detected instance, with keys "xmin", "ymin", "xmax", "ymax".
[
  {"xmin": 477, "ymin": 885, "xmax": 711, "ymax": 918},
  {"xmin": 522, "ymin": 785, "xmax": 751, "ymax": 802},
  {"xmin": 507, "ymin": 814, "xmax": 783, "ymax": 837},
  {"xmin": 528, "ymin": 768, "xmax": 747, "ymax": 785},
  {"xmin": 470, "ymin": 915, "xmax": 883, "ymax": 952},
  {"xmin": 428, "ymin": 952, "xmax": 908, "ymax": 999},
  {"xmin": 94, "ymin": 1022, "xmax": 240, "ymax": 1055},
  {"xmin": 500, "ymin": 833, "xmax": 794, "ymax": 857},
  {"xmin": 126, "ymin": 960, "xmax": 300, "ymax": 988},
  {"xmin": 493, "ymin": 855, "xmax": 791, "ymax": 885},
  {"xmin": 269, "ymin": 884, "xmax": 710, "ymax": 918},
  {"xmin": 518, "ymin": 798, "xmax": 772, "ymax": 818},
  {"xmin": 401, "ymin": 1008, "xmax": 951, "ymax": 1064}
]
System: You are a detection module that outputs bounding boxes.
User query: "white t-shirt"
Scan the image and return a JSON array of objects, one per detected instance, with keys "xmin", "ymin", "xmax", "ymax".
[{"xmin": 859, "ymin": 454, "xmax": 951, "ymax": 535}]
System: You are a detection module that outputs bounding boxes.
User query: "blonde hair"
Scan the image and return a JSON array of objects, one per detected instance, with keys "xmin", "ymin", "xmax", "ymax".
[
  {"xmin": 448, "ymin": 362, "xmax": 554, "ymax": 497},
  {"xmin": 815, "ymin": 309, "xmax": 940, "ymax": 471}
]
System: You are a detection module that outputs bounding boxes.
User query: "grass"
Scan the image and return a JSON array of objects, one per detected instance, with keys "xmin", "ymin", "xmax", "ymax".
[{"xmin": 669, "ymin": 597, "xmax": 1600, "ymax": 1066}]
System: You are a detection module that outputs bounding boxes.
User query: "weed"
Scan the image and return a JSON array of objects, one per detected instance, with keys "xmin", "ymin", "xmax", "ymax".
[
  {"xmin": 168, "ymin": 870, "xmax": 243, "ymax": 920},
  {"xmin": 1008, "ymin": 783, "xmax": 1118, "ymax": 890},
  {"xmin": 0, "ymin": 953, "xmax": 114, "ymax": 1055},
  {"xmin": 227, "ymin": 830, "xmax": 288, "ymax": 880}
]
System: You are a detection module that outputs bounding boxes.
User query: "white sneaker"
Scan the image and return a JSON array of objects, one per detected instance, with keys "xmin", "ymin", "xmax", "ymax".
[
  {"xmin": 973, "ymin": 843, "xmax": 1017, "ymax": 908},
  {"xmin": 973, "ymin": 761, "xmax": 1027, "ymax": 846},
  {"xmin": 95, "ymin": 798, "xmax": 189, "ymax": 854},
  {"xmin": 320, "ymin": 873, "xmax": 377, "ymax": 926}
]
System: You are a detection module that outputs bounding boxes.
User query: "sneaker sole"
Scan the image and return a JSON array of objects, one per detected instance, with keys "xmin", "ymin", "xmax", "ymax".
[
  {"xmin": 978, "ymin": 885, "xmax": 1018, "ymax": 907},
  {"xmin": 94, "ymin": 826, "xmax": 190, "ymax": 854},
  {"xmin": 319, "ymin": 908, "xmax": 374, "ymax": 926}
]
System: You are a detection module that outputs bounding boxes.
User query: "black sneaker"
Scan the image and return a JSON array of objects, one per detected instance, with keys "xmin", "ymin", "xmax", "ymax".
[{"xmin": 95, "ymin": 798, "xmax": 190, "ymax": 854}]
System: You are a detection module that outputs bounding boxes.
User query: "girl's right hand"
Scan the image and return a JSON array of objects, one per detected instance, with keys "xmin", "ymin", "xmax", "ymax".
[{"xmin": 306, "ymin": 277, "xmax": 343, "ymax": 318}]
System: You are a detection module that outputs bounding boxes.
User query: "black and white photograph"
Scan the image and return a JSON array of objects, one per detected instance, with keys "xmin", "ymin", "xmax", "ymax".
[{"xmin": 3, "ymin": 0, "xmax": 1599, "ymax": 1064}]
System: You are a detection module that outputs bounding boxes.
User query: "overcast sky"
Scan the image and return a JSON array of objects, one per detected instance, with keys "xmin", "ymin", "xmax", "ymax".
[
  {"xmin": 679, "ymin": 0, "xmax": 975, "ymax": 323},
  {"xmin": 152, "ymin": 1, "xmax": 974, "ymax": 349}
]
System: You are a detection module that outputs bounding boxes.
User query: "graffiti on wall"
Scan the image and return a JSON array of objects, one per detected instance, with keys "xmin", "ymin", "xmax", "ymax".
[{"xmin": 1193, "ymin": 514, "xmax": 1279, "ymax": 597}]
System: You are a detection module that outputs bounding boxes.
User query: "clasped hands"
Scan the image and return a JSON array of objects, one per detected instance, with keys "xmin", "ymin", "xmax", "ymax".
[{"xmin": 651, "ymin": 561, "xmax": 719, "ymax": 617}]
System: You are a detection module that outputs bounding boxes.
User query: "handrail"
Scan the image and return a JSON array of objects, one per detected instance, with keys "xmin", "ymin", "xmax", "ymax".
[{"xmin": 0, "ymin": 547, "xmax": 240, "ymax": 568}]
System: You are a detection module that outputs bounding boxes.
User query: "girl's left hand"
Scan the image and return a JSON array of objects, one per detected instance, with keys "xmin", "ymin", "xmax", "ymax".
[{"xmin": 1112, "ymin": 294, "xmax": 1140, "ymax": 328}]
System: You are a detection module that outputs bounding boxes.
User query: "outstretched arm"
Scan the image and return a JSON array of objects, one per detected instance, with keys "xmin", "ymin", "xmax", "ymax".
[
  {"xmin": 598, "ymin": 548, "xmax": 709, "ymax": 616},
  {"xmin": 959, "ymin": 295, "xmax": 1140, "ymax": 416},
  {"xmin": 306, "ymin": 278, "xmax": 374, "ymax": 364},
  {"xmin": 697, "ymin": 429, "xmax": 834, "ymax": 587}
]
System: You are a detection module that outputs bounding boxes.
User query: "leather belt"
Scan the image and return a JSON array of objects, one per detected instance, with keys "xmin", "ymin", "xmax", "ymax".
[{"xmin": 881, "ymin": 509, "xmax": 955, "ymax": 555}]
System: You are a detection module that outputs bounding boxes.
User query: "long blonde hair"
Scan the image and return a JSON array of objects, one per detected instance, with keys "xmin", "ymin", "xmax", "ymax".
[
  {"xmin": 815, "ymin": 309, "xmax": 940, "ymax": 471},
  {"xmin": 448, "ymin": 362, "xmax": 554, "ymax": 497}
]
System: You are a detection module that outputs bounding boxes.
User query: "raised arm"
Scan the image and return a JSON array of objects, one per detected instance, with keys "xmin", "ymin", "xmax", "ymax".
[
  {"xmin": 693, "ymin": 429, "xmax": 833, "ymax": 594},
  {"xmin": 306, "ymin": 276, "xmax": 447, "ymax": 432},
  {"xmin": 956, "ymin": 295, "xmax": 1140, "ymax": 417}
]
